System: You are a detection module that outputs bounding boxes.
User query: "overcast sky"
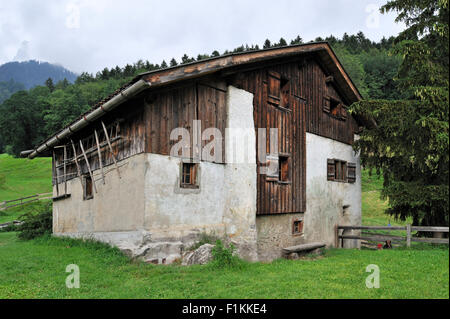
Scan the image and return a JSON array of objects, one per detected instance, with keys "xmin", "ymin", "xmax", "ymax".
[{"xmin": 0, "ymin": 0, "xmax": 405, "ymax": 74}]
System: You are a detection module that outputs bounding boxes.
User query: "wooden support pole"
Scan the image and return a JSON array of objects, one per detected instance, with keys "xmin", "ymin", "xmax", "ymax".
[
  {"xmin": 52, "ymin": 150, "xmax": 59, "ymax": 196},
  {"xmin": 71, "ymin": 140, "xmax": 84, "ymax": 189},
  {"xmin": 63, "ymin": 145, "xmax": 67, "ymax": 195},
  {"xmin": 406, "ymin": 224, "xmax": 411, "ymax": 248},
  {"xmin": 94, "ymin": 129, "xmax": 105, "ymax": 184},
  {"xmin": 101, "ymin": 121, "xmax": 121, "ymax": 179},
  {"xmin": 79, "ymin": 140, "xmax": 97, "ymax": 194}
]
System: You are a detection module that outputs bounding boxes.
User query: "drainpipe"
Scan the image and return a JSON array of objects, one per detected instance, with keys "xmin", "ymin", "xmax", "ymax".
[{"xmin": 27, "ymin": 79, "xmax": 150, "ymax": 159}]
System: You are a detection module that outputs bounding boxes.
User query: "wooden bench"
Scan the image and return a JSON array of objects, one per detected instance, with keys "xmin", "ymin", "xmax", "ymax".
[{"xmin": 283, "ymin": 242, "xmax": 326, "ymax": 258}]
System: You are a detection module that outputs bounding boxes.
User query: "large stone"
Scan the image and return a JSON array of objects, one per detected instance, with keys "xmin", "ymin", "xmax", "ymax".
[{"xmin": 182, "ymin": 244, "xmax": 215, "ymax": 265}]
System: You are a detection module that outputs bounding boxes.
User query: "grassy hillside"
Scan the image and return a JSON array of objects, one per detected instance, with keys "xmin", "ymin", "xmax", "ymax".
[{"xmin": 0, "ymin": 154, "xmax": 52, "ymax": 202}]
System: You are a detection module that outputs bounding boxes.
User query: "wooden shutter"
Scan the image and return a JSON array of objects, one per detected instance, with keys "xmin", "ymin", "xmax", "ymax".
[
  {"xmin": 340, "ymin": 104, "xmax": 347, "ymax": 120},
  {"xmin": 347, "ymin": 162, "xmax": 356, "ymax": 183},
  {"xmin": 323, "ymin": 96, "xmax": 330, "ymax": 113},
  {"xmin": 327, "ymin": 159, "xmax": 335, "ymax": 181},
  {"xmin": 266, "ymin": 154, "xmax": 279, "ymax": 181},
  {"xmin": 268, "ymin": 71, "xmax": 281, "ymax": 105}
]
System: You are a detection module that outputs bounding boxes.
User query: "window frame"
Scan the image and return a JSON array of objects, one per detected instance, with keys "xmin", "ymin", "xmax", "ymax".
[
  {"xmin": 267, "ymin": 71, "xmax": 291, "ymax": 111},
  {"xmin": 83, "ymin": 174, "xmax": 93, "ymax": 200},
  {"xmin": 327, "ymin": 158, "xmax": 350, "ymax": 183},
  {"xmin": 278, "ymin": 153, "xmax": 291, "ymax": 184},
  {"xmin": 180, "ymin": 162, "xmax": 199, "ymax": 189},
  {"xmin": 292, "ymin": 219, "xmax": 304, "ymax": 236}
]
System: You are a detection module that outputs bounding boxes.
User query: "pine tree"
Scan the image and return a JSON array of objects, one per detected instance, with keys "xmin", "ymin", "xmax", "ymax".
[
  {"xmin": 263, "ymin": 39, "xmax": 271, "ymax": 49},
  {"xmin": 170, "ymin": 58, "xmax": 178, "ymax": 67},
  {"xmin": 45, "ymin": 78, "xmax": 54, "ymax": 92}
]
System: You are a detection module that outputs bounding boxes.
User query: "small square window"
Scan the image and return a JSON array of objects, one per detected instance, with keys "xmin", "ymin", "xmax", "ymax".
[
  {"xmin": 181, "ymin": 163, "xmax": 198, "ymax": 188},
  {"xmin": 293, "ymin": 219, "xmax": 304, "ymax": 235},
  {"xmin": 327, "ymin": 159, "xmax": 348, "ymax": 182},
  {"xmin": 83, "ymin": 175, "xmax": 93, "ymax": 200}
]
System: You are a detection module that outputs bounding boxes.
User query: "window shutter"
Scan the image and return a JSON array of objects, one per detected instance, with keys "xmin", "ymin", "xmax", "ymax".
[
  {"xmin": 268, "ymin": 71, "xmax": 281, "ymax": 105},
  {"xmin": 340, "ymin": 104, "xmax": 347, "ymax": 120},
  {"xmin": 323, "ymin": 96, "xmax": 330, "ymax": 113},
  {"xmin": 266, "ymin": 154, "xmax": 279, "ymax": 181},
  {"xmin": 347, "ymin": 162, "xmax": 356, "ymax": 183},
  {"xmin": 327, "ymin": 159, "xmax": 335, "ymax": 181}
]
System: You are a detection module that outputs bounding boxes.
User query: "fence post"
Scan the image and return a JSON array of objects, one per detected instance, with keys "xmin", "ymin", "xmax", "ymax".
[
  {"xmin": 406, "ymin": 224, "xmax": 411, "ymax": 248},
  {"xmin": 334, "ymin": 225, "xmax": 339, "ymax": 248}
]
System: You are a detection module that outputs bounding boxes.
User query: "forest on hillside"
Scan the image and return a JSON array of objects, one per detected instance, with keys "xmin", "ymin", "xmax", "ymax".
[{"xmin": 0, "ymin": 32, "xmax": 403, "ymax": 155}]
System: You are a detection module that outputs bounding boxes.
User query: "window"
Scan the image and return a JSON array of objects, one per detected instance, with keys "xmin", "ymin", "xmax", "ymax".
[
  {"xmin": 327, "ymin": 159, "xmax": 350, "ymax": 182},
  {"xmin": 181, "ymin": 162, "xmax": 198, "ymax": 188},
  {"xmin": 330, "ymin": 98, "xmax": 341, "ymax": 117},
  {"xmin": 279, "ymin": 155, "xmax": 290, "ymax": 183},
  {"xmin": 267, "ymin": 71, "xmax": 290, "ymax": 110},
  {"xmin": 83, "ymin": 175, "xmax": 93, "ymax": 200},
  {"xmin": 293, "ymin": 219, "xmax": 304, "ymax": 235},
  {"xmin": 323, "ymin": 96, "xmax": 347, "ymax": 121},
  {"xmin": 266, "ymin": 154, "xmax": 291, "ymax": 183}
]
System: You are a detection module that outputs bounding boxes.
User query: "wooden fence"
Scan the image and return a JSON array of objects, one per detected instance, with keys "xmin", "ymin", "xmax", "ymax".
[
  {"xmin": 337, "ymin": 225, "xmax": 449, "ymax": 248},
  {"xmin": 0, "ymin": 192, "xmax": 53, "ymax": 211}
]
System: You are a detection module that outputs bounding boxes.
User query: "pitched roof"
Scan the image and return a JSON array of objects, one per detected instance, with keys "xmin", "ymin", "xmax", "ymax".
[{"xmin": 26, "ymin": 42, "xmax": 362, "ymax": 159}]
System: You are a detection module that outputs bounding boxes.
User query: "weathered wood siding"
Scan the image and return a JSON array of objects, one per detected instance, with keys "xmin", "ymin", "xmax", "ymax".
[
  {"xmin": 144, "ymin": 81, "xmax": 226, "ymax": 163},
  {"xmin": 231, "ymin": 63, "xmax": 306, "ymax": 215},
  {"xmin": 230, "ymin": 56, "xmax": 359, "ymax": 215}
]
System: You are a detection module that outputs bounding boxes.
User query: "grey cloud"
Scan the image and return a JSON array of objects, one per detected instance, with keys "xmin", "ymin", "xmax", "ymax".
[{"xmin": 0, "ymin": 0, "xmax": 405, "ymax": 74}]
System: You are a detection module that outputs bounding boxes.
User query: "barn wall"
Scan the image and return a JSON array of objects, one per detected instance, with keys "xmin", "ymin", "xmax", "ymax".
[
  {"xmin": 52, "ymin": 85, "xmax": 258, "ymax": 263},
  {"xmin": 303, "ymin": 132, "xmax": 361, "ymax": 248}
]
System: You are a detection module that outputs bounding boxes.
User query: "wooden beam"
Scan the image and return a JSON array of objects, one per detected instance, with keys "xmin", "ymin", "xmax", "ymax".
[
  {"xmin": 338, "ymin": 225, "xmax": 406, "ymax": 231},
  {"xmin": 63, "ymin": 145, "xmax": 67, "ymax": 195},
  {"xmin": 101, "ymin": 121, "xmax": 121, "ymax": 179},
  {"xmin": 52, "ymin": 151, "xmax": 59, "ymax": 196},
  {"xmin": 71, "ymin": 140, "xmax": 83, "ymax": 190},
  {"xmin": 94, "ymin": 129, "xmax": 105, "ymax": 184},
  {"xmin": 411, "ymin": 226, "xmax": 449, "ymax": 232},
  {"xmin": 79, "ymin": 140, "xmax": 97, "ymax": 194}
]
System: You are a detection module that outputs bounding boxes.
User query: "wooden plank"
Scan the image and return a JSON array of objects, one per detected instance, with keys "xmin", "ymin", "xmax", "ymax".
[
  {"xmin": 338, "ymin": 225, "xmax": 406, "ymax": 231},
  {"xmin": 283, "ymin": 242, "xmax": 326, "ymax": 253},
  {"xmin": 79, "ymin": 140, "xmax": 97, "ymax": 194},
  {"xmin": 52, "ymin": 151, "xmax": 59, "ymax": 196},
  {"xmin": 102, "ymin": 120, "xmax": 121, "ymax": 179},
  {"xmin": 340, "ymin": 235, "xmax": 449, "ymax": 245},
  {"xmin": 94, "ymin": 129, "xmax": 105, "ymax": 184},
  {"xmin": 71, "ymin": 140, "xmax": 84, "ymax": 190},
  {"xmin": 411, "ymin": 226, "xmax": 449, "ymax": 232}
]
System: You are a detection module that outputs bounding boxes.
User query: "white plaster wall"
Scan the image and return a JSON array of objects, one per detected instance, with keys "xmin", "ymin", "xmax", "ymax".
[
  {"xmin": 223, "ymin": 85, "xmax": 257, "ymax": 261},
  {"xmin": 304, "ymin": 132, "xmax": 361, "ymax": 248},
  {"xmin": 143, "ymin": 153, "xmax": 227, "ymax": 239},
  {"xmin": 53, "ymin": 153, "xmax": 146, "ymax": 235}
]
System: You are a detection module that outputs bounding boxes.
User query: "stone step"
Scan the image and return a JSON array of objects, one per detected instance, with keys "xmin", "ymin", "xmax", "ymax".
[{"xmin": 282, "ymin": 242, "xmax": 326, "ymax": 254}]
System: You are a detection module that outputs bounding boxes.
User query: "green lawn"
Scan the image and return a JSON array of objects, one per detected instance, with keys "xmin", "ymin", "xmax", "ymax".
[
  {"xmin": 0, "ymin": 154, "xmax": 448, "ymax": 299},
  {"xmin": 0, "ymin": 232, "xmax": 447, "ymax": 298}
]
